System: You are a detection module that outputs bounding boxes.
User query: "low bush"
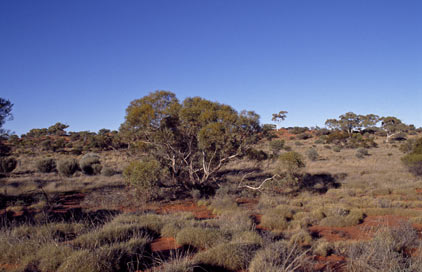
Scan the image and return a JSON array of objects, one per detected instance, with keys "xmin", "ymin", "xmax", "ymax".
[
  {"xmin": 123, "ymin": 159, "xmax": 165, "ymax": 198},
  {"xmin": 355, "ymin": 148, "xmax": 369, "ymax": 159},
  {"xmin": 306, "ymin": 148, "xmax": 319, "ymax": 161},
  {"xmin": 57, "ymin": 158, "xmax": 79, "ymax": 176},
  {"xmin": 36, "ymin": 158, "xmax": 56, "ymax": 173},
  {"xmin": 269, "ymin": 139, "xmax": 285, "ymax": 155},
  {"xmin": 195, "ymin": 242, "xmax": 260, "ymax": 271},
  {"xmin": 0, "ymin": 156, "xmax": 17, "ymax": 173},
  {"xmin": 402, "ymin": 154, "xmax": 422, "ymax": 176},
  {"xmin": 175, "ymin": 227, "xmax": 228, "ymax": 249},
  {"xmin": 80, "ymin": 153, "xmax": 102, "ymax": 175},
  {"xmin": 332, "ymin": 145, "xmax": 342, "ymax": 152},
  {"xmin": 249, "ymin": 240, "xmax": 312, "ymax": 272},
  {"xmin": 346, "ymin": 223, "xmax": 421, "ymax": 271},
  {"xmin": 101, "ymin": 166, "xmax": 115, "ymax": 176}
]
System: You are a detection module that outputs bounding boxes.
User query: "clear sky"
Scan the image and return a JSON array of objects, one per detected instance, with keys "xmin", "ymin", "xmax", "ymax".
[{"xmin": 1, "ymin": 0, "xmax": 421, "ymax": 135}]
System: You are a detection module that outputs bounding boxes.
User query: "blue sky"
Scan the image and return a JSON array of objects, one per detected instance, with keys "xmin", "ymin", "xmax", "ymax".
[{"xmin": 1, "ymin": 0, "xmax": 421, "ymax": 135}]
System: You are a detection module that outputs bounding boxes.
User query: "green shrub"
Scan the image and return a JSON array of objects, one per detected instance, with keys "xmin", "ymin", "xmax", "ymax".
[
  {"xmin": 57, "ymin": 158, "xmax": 79, "ymax": 176},
  {"xmin": 277, "ymin": 152, "xmax": 306, "ymax": 184},
  {"xmin": 80, "ymin": 153, "xmax": 102, "ymax": 175},
  {"xmin": 36, "ymin": 158, "xmax": 56, "ymax": 173},
  {"xmin": 195, "ymin": 242, "xmax": 260, "ymax": 271},
  {"xmin": 306, "ymin": 148, "xmax": 319, "ymax": 161},
  {"xmin": 0, "ymin": 156, "xmax": 17, "ymax": 173},
  {"xmin": 123, "ymin": 159, "xmax": 164, "ymax": 196}
]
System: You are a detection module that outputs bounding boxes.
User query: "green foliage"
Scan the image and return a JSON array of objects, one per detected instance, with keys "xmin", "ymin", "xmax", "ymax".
[
  {"xmin": 57, "ymin": 158, "xmax": 79, "ymax": 177},
  {"xmin": 306, "ymin": 148, "xmax": 319, "ymax": 161},
  {"xmin": 123, "ymin": 159, "xmax": 163, "ymax": 196},
  {"xmin": 277, "ymin": 152, "xmax": 306, "ymax": 183},
  {"xmin": 0, "ymin": 97, "xmax": 13, "ymax": 134},
  {"xmin": 0, "ymin": 156, "xmax": 17, "ymax": 173},
  {"xmin": 36, "ymin": 158, "xmax": 56, "ymax": 173},
  {"xmin": 325, "ymin": 112, "xmax": 379, "ymax": 137},
  {"xmin": 120, "ymin": 91, "xmax": 261, "ymax": 186},
  {"xmin": 80, "ymin": 153, "xmax": 102, "ymax": 175}
]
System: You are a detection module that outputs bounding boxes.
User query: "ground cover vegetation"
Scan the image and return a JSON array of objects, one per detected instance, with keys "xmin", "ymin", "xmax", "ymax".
[{"xmin": 1, "ymin": 92, "xmax": 422, "ymax": 271}]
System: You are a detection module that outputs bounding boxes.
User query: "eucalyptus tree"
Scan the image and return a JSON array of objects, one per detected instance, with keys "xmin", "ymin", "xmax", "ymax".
[
  {"xmin": 325, "ymin": 112, "xmax": 380, "ymax": 137},
  {"xmin": 120, "ymin": 91, "xmax": 262, "ymax": 187}
]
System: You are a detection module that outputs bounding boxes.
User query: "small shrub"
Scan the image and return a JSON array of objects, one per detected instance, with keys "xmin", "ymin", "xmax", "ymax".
[
  {"xmin": 355, "ymin": 148, "xmax": 369, "ymax": 159},
  {"xmin": 306, "ymin": 148, "xmax": 319, "ymax": 161},
  {"xmin": 332, "ymin": 146, "xmax": 342, "ymax": 152},
  {"xmin": 190, "ymin": 189, "xmax": 201, "ymax": 200},
  {"xmin": 102, "ymin": 166, "xmax": 115, "ymax": 176},
  {"xmin": 80, "ymin": 153, "xmax": 102, "ymax": 175},
  {"xmin": 269, "ymin": 139, "xmax": 285, "ymax": 155},
  {"xmin": 314, "ymin": 139, "xmax": 324, "ymax": 144},
  {"xmin": 296, "ymin": 133, "xmax": 311, "ymax": 140},
  {"xmin": 195, "ymin": 242, "xmax": 260, "ymax": 271},
  {"xmin": 0, "ymin": 156, "xmax": 17, "ymax": 173},
  {"xmin": 57, "ymin": 158, "xmax": 79, "ymax": 176},
  {"xmin": 36, "ymin": 158, "xmax": 56, "ymax": 173},
  {"xmin": 123, "ymin": 159, "xmax": 164, "ymax": 197},
  {"xmin": 277, "ymin": 152, "xmax": 306, "ymax": 184},
  {"xmin": 402, "ymin": 154, "xmax": 422, "ymax": 176},
  {"xmin": 175, "ymin": 227, "xmax": 228, "ymax": 249},
  {"xmin": 249, "ymin": 240, "xmax": 312, "ymax": 272}
]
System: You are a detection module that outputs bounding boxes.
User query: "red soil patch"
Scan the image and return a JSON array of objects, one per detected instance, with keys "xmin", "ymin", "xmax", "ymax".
[
  {"xmin": 153, "ymin": 201, "xmax": 214, "ymax": 219},
  {"xmin": 310, "ymin": 215, "xmax": 409, "ymax": 242},
  {"xmin": 150, "ymin": 237, "xmax": 181, "ymax": 252},
  {"xmin": 314, "ymin": 255, "xmax": 346, "ymax": 271},
  {"xmin": 0, "ymin": 263, "xmax": 20, "ymax": 271}
]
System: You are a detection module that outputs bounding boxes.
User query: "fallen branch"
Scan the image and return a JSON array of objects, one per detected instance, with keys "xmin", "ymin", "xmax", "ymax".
[{"xmin": 238, "ymin": 174, "xmax": 280, "ymax": 191}]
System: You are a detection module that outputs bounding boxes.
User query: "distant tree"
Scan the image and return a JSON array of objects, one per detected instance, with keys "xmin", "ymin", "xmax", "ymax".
[
  {"xmin": 0, "ymin": 98, "xmax": 13, "ymax": 156},
  {"xmin": 325, "ymin": 112, "xmax": 379, "ymax": 137},
  {"xmin": 0, "ymin": 98, "xmax": 13, "ymax": 135},
  {"xmin": 120, "ymin": 90, "xmax": 261, "ymax": 187},
  {"xmin": 271, "ymin": 111, "xmax": 288, "ymax": 125},
  {"xmin": 47, "ymin": 122, "xmax": 69, "ymax": 136},
  {"xmin": 381, "ymin": 116, "xmax": 409, "ymax": 143}
]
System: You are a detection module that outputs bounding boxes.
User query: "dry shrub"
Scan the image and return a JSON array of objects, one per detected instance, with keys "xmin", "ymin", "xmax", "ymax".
[
  {"xmin": 249, "ymin": 240, "xmax": 312, "ymax": 272},
  {"xmin": 195, "ymin": 242, "xmax": 260, "ymax": 271},
  {"xmin": 175, "ymin": 227, "xmax": 228, "ymax": 249},
  {"xmin": 0, "ymin": 156, "xmax": 17, "ymax": 173},
  {"xmin": 346, "ymin": 222, "xmax": 422, "ymax": 271},
  {"xmin": 57, "ymin": 158, "xmax": 79, "ymax": 176},
  {"xmin": 36, "ymin": 158, "xmax": 56, "ymax": 173}
]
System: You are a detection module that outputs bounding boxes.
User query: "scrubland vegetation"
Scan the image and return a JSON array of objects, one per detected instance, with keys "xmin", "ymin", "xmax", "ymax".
[{"xmin": 1, "ymin": 93, "xmax": 422, "ymax": 271}]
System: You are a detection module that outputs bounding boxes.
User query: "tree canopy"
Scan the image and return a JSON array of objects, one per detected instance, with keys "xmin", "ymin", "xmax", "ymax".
[
  {"xmin": 120, "ymin": 91, "xmax": 262, "ymax": 187},
  {"xmin": 325, "ymin": 112, "xmax": 380, "ymax": 137},
  {"xmin": 0, "ymin": 98, "xmax": 13, "ymax": 135}
]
